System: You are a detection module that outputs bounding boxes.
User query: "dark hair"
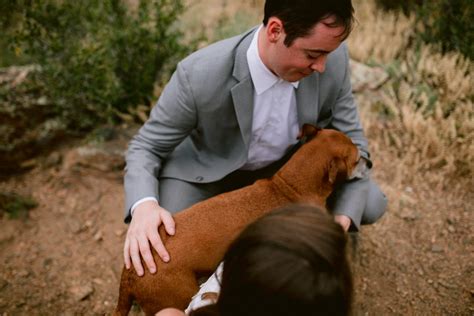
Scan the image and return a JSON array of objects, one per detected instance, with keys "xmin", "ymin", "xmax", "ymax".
[
  {"xmin": 191, "ymin": 204, "xmax": 352, "ymax": 316},
  {"xmin": 263, "ymin": 0, "xmax": 355, "ymax": 46}
]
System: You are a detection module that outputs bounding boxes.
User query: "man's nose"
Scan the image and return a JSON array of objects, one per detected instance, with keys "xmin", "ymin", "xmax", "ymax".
[{"xmin": 310, "ymin": 55, "xmax": 327, "ymax": 73}]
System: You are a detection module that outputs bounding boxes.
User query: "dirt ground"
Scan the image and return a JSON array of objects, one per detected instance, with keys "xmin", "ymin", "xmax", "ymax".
[{"xmin": 0, "ymin": 118, "xmax": 473, "ymax": 315}]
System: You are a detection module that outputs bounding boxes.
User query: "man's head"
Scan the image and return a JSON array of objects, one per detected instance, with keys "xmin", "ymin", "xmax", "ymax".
[{"xmin": 259, "ymin": 0, "xmax": 354, "ymax": 81}]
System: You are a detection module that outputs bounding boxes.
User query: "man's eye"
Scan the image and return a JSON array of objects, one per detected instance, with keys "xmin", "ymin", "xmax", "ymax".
[{"xmin": 307, "ymin": 54, "xmax": 319, "ymax": 59}]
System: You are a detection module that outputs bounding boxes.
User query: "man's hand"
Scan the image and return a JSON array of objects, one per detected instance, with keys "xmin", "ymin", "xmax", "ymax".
[
  {"xmin": 124, "ymin": 200, "xmax": 175, "ymax": 276},
  {"xmin": 334, "ymin": 214, "xmax": 351, "ymax": 232}
]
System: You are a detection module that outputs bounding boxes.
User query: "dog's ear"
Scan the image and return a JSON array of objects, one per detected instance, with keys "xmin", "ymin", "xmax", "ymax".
[
  {"xmin": 297, "ymin": 124, "xmax": 321, "ymax": 141},
  {"xmin": 328, "ymin": 159, "xmax": 339, "ymax": 184}
]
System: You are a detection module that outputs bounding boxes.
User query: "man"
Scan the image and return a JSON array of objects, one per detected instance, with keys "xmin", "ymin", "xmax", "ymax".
[{"xmin": 123, "ymin": 0, "xmax": 387, "ymax": 277}]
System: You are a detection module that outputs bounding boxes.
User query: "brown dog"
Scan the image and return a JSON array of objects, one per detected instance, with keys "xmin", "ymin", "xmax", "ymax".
[{"xmin": 114, "ymin": 126, "xmax": 363, "ymax": 315}]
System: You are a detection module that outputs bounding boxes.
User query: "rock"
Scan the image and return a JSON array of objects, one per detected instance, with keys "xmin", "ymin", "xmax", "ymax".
[
  {"xmin": 437, "ymin": 280, "xmax": 456, "ymax": 289},
  {"xmin": 43, "ymin": 258, "xmax": 53, "ymax": 268},
  {"xmin": 114, "ymin": 228, "xmax": 125, "ymax": 237},
  {"xmin": 43, "ymin": 152, "xmax": 63, "ymax": 168},
  {"xmin": 16, "ymin": 299, "xmax": 26, "ymax": 307},
  {"xmin": 431, "ymin": 244, "xmax": 443, "ymax": 253},
  {"xmin": 447, "ymin": 225, "xmax": 455, "ymax": 233},
  {"xmin": 18, "ymin": 270, "xmax": 30, "ymax": 278},
  {"xmin": 401, "ymin": 211, "xmax": 419, "ymax": 221},
  {"xmin": 92, "ymin": 278, "xmax": 104, "ymax": 285},
  {"xmin": 93, "ymin": 231, "xmax": 103, "ymax": 242},
  {"xmin": 350, "ymin": 60, "xmax": 389, "ymax": 93},
  {"xmin": 69, "ymin": 221, "xmax": 83, "ymax": 234},
  {"xmin": 62, "ymin": 146, "xmax": 125, "ymax": 173},
  {"xmin": 20, "ymin": 158, "xmax": 38, "ymax": 169},
  {"xmin": 70, "ymin": 283, "xmax": 94, "ymax": 301}
]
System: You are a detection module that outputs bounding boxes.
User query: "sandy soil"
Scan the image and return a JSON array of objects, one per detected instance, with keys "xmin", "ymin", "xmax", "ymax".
[{"xmin": 0, "ymin": 120, "xmax": 472, "ymax": 315}]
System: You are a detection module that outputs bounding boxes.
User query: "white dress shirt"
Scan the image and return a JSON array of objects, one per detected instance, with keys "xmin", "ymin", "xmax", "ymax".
[
  {"xmin": 240, "ymin": 25, "xmax": 300, "ymax": 170},
  {"xmin": 131, "ymin": 25, "xmax": 300, "ymax": 213}
]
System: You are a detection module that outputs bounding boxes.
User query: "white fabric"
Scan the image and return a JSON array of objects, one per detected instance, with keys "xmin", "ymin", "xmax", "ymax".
[
  {"xmin": 240, "ymin": 25, "xmax": 300, "ymax": 170},
  {"xmin": 185, "ymin": 262, "xmax": 224, "ymax": 314},
  {"xmin": 130, "ymin": 196, "xmax": 158, "ymax": 216}
]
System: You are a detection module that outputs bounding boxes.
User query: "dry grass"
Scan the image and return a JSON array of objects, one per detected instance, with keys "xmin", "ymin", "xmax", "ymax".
[
  {"xmin": 348, "ymin": 1, "xmax": 415, "ymax": 63},
  {"xmin": 350, "ymin": 0, "xmax": 473, "ymax": 187},
  {"xmin": 177, "ymin": 0, "xmax": 473, "ymax": 186}
]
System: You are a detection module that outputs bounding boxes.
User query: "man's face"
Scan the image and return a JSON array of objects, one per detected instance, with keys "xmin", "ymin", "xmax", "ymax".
[{"xmin": 264, "ymin": 15, "xmax": 346, "ymax": 82}]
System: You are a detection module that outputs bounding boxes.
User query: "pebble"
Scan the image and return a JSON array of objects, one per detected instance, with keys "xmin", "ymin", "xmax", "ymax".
[
  {"xmin": 43, "ymin": 258, "xmax": 53, "ymax": 268},
  {"xmin": 69, "ymin": 221, "xmax": 83, "ymax": 234},
  {"xmin": 431, "ymin": 244, "xmax": 443, "ymax": 253},
  {"xmin": 93, "ymin": 231, "xmax": 103, "ymax": 242},
  {"xmin": 438, "ymin": 280, "xmax": 456, "ymax": 289},
  {"xmin": 114, "ymin": 229, "xmax": 125, "ymax": 237},
  {"xmin": 447, "ymin": 226, "xmax": 455, "ymax": 233},
  {"xmin": 70, "ymin": 283, "xmax": 94, "ymax": 301},
  {"xmin": 92, "ymin": 278, "xmax": 104, "ymax": 285},
  {"xmin": 15, "ymin": 299, "xmax": 26, "ymax": 307}
]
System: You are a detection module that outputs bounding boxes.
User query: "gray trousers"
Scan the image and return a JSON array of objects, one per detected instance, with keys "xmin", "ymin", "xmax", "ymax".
[{"xmin": 158, "ymin": 152, "xmax": 387, "ymax": 228}]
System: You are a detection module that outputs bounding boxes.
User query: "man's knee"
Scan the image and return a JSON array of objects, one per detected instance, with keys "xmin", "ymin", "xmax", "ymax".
[{"xmin": 361, "ymin": 180, "xmax": 388, "ymax": 225}]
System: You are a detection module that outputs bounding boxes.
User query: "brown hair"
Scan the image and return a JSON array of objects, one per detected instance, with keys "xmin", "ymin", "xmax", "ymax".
[
  {"xmin": 191, "ymin": 204, "xmax": 352, "ymax": 316},
  {"xmin": 263, "ymin": 0, "xmax": 355, "ymax": 46}
]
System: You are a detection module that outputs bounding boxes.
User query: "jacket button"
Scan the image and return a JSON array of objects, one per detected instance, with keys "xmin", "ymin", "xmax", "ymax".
[{"xmin": 195, "ymin": 176, "xmax": 204, "ymax": 181}]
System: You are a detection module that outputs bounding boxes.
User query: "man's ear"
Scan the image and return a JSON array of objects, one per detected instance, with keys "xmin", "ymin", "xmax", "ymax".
[
  {"xmin": 266, "ymin": 17, "xmax": 284, "ymax": 42},
  {"xmin": 297, "ymin": 124, "xmax": 321, "ymax": 141}
]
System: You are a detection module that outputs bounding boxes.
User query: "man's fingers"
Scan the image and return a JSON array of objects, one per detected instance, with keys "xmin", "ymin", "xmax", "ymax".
[
  {"xmin": 123, "ymin": 238, "xmax": 131, "ymax": 270},
  {"xmin": 149, "ymin": 230, "xmax": 170, "ymax": 263},
  {"xmin": 130, "ymin": 238, "xmax": 144, "ymax": 276},
  {"xmin": 160, "ymin": 211, "xmax": 176, "ymax": 236},
  {"xmin": 138, "ymin": 235, "xmax": 157, "ymax": 274}
]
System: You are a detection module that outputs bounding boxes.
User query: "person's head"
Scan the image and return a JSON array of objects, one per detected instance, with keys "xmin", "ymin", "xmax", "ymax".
[
  {"xmin": 213, "ymin": 204, "xmax": 352, "ymax": 316},
  {"xmin": 259, "ymin": 0, "xmax": 355, "ymax": 81}
]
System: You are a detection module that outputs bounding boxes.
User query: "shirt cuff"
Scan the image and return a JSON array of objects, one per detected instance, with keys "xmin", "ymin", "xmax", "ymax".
[{"xmin": 130, "ymin": 197, "xmax": 158, "ymax": 217}]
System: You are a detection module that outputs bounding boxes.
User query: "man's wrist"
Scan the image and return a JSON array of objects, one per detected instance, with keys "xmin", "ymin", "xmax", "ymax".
[{"xmin": 130, "ymin": 197, "xmax": 159, "ymax": 217}]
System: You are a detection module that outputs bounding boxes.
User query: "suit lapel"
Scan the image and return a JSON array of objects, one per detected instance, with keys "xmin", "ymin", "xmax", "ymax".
[
  {"xmin": 296, "ymin": 73, "xmax": 320, "ymax": 127},
  {"xmin": 230, "ymin": 27, "xmax": 321, "ymax": 147},
  {"xmin": 231, "ymin": 27, "xmax": 257, "ymax": 149}
]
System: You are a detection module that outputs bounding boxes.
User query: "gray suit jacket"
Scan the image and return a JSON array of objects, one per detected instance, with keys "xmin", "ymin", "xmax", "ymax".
[{"xmin": 124, "ymin": 27, "xmax": 371, "ymax": 228}]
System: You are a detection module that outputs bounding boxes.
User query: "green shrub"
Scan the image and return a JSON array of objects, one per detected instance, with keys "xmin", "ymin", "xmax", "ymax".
[
  {"xmin": 0, "ymin": 192, "xmax": 38, "ymax": 220},
  {"xmin": 7, "ymin": 0, "xmax": 188, "ymax": 131},
  {"xmin": 374, "ymin": 0, "xmax": 474, "ymax": 59}
]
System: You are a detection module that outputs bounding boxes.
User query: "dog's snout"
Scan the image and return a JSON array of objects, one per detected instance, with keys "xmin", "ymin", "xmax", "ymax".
[{"xmin": 348, "ymin": 157, "xmax": 370, "ymax": 180}]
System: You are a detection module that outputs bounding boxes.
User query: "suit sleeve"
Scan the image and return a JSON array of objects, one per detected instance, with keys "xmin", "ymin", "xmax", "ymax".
[
  {"xmin": 327, "ymin": 44, "xmax": 371, "ymax": 231},
  {"xmin": 123, "ymin": 62, "xmax": 197, "ymax": 222}
]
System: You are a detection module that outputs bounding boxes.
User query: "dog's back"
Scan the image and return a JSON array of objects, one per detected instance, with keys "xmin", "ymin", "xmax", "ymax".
[
  {"xmin": 114, "ymin": 128, "xmax": 360, "ymax": 315},
  {"xmin": 114, "ymin": 179, "xmax": 289, "ymax": 315}
]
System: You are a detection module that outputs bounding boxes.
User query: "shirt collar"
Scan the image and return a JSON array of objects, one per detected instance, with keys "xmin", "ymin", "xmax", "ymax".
[{"xmin": 247, "ymin": 25, "xmax": 299, "ymax": 95}]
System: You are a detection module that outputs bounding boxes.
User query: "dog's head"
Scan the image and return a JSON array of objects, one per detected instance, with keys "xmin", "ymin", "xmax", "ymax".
[{"xmin": 278, "ymin": 125, "xmax": 367, "ymax": 201}]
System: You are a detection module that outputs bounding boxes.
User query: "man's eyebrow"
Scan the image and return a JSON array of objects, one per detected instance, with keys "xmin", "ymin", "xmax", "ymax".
[{"xmin": 305, "ymin": 49, "xmax": 331, "ymax": 54}]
